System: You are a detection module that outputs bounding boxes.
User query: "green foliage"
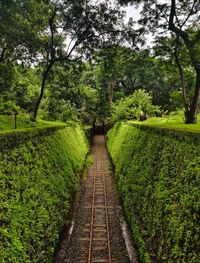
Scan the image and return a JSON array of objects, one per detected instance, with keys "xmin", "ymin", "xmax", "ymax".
[
  {"xmin": 0, "ymin": 65, "xmax": 41, "ymax": 118},
  {"xmin": 44, "ymin": 64, "xmax": 98, "ymax": 123},
  {"xmin": 119, "ymin": 0, "xmax": 200, "ymax": 123},
  {"xmin": 154, "ymin": 35, "xmax": 196, "ymax": 113},
  {"xmin": 0, "ymin": 63, "xmax": 15, "ymax": 94},
  {"xmin": 107, "ymin": 122, "xmax": 200, "ymax": 263},
  {"xmin": 0, "ymin": 101, "xmax": 20, "ymax": 115},
  {"xmin": 46, "ymin": 98, "xmax": 78, "ymax": 122},
  {"xmin": 85, "ymin": 154, "xmax": 93, "ymax": 168},
  {"xmin": 0, "ymin": 0, "xmax": 49, "ymax": 61},
  {"xmin": 13, "ymin": 67, "xmax": 41, "ymax": 112},
  {"xmin": 169, "ymin": 90, "xmax": 184, "ymax": 110},
  {"xmin": 94, "ymin": 46, "xmax": 179, "ymax": 111},
  {"xmin": 112, "ymin": 89, "xmax": 160, "ymax": 122},
  {"xmin": 0, "ymin": 124, "xmax": 88, "ymax": 262}
]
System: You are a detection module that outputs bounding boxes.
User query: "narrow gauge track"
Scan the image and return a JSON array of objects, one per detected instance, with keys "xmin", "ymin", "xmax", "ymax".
[
  {"xmin": 87, "ymin": 136, "xmax": 112, "ymax": 263},
  {"xmin": 56, "ymin": 135, "xmax": 138, "ymax": 263}
]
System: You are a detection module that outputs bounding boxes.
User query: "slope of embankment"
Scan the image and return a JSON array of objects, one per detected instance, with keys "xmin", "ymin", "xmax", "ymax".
[
  {"xmin": 107, "ymin": 122, "xmax": 199, "ymax": 263},
  {"xmin": 0, "ymin": 123, "xmax": 88, "ymax": 263}
]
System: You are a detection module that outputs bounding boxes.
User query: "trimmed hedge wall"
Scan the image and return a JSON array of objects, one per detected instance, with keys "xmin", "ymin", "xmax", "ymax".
[
  {"xmin": 0, "ymin": 124, "xmax": 88, "ymax": 263},
  {"xmin": 107, "ymin": 122, "xmax": 200, "ymax": 263}
]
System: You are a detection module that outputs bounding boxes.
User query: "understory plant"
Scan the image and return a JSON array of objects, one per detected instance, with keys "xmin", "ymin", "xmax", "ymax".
[{"xmin": 112, "ymin": 89, "xmax": 160, "ymax": 122}]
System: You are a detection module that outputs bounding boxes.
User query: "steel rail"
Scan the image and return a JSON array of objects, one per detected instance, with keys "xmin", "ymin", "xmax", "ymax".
[
  {"xmin": 101, "ymin": 144, "xmax": 112, "ymax": 263},
  {"xmin": 88, "ymin": 145, "xmax": 97, "ymax": 263}
]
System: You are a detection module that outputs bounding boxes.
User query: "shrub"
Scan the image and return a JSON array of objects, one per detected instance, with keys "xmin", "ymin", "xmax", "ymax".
[
  {"xmin": 112, "ymin": 89, "xmax": 160, "ymax": 122},
  {"xmin": 0, "ymin": 124, "xmax": 88, "ymax": 262},
  {"xmin": 107, "ymin": 122, "xmax": 200, "ymax": 263}
]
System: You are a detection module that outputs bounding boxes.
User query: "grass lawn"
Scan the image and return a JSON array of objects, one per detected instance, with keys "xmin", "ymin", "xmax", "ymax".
[
  {"xmin": 128, "ymin": 112, "xmax": 200, "ymax": 133},
  {"xmin": 0, "ymin": 114, "xmax": 66, "ymax": 134}
]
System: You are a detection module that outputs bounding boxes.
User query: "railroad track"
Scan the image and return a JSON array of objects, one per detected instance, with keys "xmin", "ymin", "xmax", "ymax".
[
  {"xmin": 77, "ymin": 136, "xmax": 112, "ymax": 263},
  {"xmin": 86, "ymin": 135, "xmax": 112, "ymax": 263},
  {"xmin": 59, "ymin": 135, "xmax": 137, "ymax": 263}
]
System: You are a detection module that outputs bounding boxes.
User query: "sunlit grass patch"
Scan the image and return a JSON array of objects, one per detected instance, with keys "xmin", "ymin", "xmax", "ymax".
[{"xmin": 128, "ymin": 112, "xmax": 200, "ymax": 133}]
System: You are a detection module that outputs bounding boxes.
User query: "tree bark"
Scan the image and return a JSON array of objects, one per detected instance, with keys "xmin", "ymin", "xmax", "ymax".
[
  {"xmin": 174, "ymin": 37, "xmax": 189, "ymax": 116},
  {"xmin": 185, "ymin": 69, "xmax": 200, "ymax": 124},
  {"xmin": 32, "ymin": 62, "xmax": 53, "ymax": 121}
]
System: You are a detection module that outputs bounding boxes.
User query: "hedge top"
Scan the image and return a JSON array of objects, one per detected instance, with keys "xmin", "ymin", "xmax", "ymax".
[{"xmin": 128, "ymin": 115, "xmax": 200, "ymax": 135}]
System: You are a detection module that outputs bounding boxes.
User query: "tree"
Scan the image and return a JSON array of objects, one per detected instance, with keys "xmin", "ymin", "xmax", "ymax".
[
  {"xmin": 154, "ymin": 35, "xmax": 196, "ymax": 112},
  {"xmin": 14, "ymin": 67, "xmax": 41, "ymax": 112},
  {"xmin": 32, "ymin": 0, "xmax": 126, "ymax": 120},
  {"xmin": 0, "ymin": 100, "xmax": 20, "ymax": 129},
  {"xmin": 1, "ymin": 64, "xmax": 41, "ymax": 114},
  {"xmin": 168, "ymin": 1, "xmax": 200, "ymax": 123},
  {"xmin": 118, "ymin": 0, "xmax": 200, "ymax": 123},
  {"xmin": 95, "ymin": 45, "xmax": 177, "ymax": 111},
  {"xmin": 0, "ymin": 0, "xmax": 50, "ymax": 120},
  {"xmin": 0, "ymin": 0, "xmax": 49, "ymax": 63},
  {"xmin": 44, "ymin": 62, "xmax": 98, "ymax": 123}
]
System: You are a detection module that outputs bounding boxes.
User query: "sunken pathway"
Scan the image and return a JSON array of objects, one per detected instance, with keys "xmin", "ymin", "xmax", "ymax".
[{"xmin": 55, "ymin": 135, "xmax": 139, "ymax": 263}]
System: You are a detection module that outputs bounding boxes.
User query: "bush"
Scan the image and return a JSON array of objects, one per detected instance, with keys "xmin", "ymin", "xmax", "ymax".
[
  {"xmin": 112, "ymin": 89, "xmax": 160, "ymax": 122},
  {"xmin": 0, "ymin": 124, "xmax": 88, "ymax": 263},
  {"xmin": 107, "ymin": 122, "xmax": 200, "ymax": 263}
]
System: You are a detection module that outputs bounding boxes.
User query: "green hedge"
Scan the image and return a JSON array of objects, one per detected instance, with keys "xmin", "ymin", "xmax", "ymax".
[
  {"xmin": 107, "ymin": 122, "xmax": 200, "ymax": 263},
  {"xmin": 0, "ymin": 124, "xmax": 88, "ymax": 263}
]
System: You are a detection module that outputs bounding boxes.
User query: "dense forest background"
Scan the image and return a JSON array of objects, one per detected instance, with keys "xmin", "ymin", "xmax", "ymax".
[{"xmin": 0, "ymin": 0, "xmax": 200, "ymax": 127}]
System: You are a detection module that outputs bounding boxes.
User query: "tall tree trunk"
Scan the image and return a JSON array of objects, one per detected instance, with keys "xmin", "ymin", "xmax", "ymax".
[
  {"xmin": 32, "ymin": 62, "xmax": 53, "ymax": 121},
  {"xmin": 185, "ymin": 69, "xmax": 200, "ymax": 124},
  {"xmin": 174, "ymin": 37, "xmax": 190, "ymax": 119}
]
